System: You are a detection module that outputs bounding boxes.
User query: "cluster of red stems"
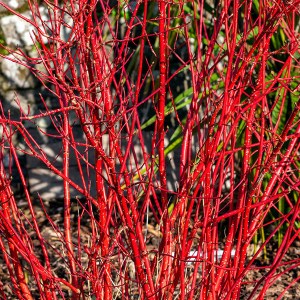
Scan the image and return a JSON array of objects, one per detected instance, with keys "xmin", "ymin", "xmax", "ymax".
[{"xmin": 0, "ymin": 0, "xmax": 299, "ymax": 299}]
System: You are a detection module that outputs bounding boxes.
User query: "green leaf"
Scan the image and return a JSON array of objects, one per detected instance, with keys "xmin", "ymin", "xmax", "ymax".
[
  {"xmin": 164, "ymin": 120, "xmax": 185, "ymax": 156},
  {"xmin": 141, "ymin": 86, "xmax": 193, "ymax": 130},
  {"xmin": 271, "ymin": 88, "xmax": 287, "ymax": 134}
]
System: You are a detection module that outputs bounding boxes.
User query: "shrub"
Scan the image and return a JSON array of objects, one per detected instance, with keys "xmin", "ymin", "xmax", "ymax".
[{"xmin": 0, "ymin": 0, "xmax": 299, "ymax": 299}]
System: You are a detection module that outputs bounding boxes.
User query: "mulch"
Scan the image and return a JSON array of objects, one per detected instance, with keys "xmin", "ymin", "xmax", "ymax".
[{"xmin": 0, "ymin": 197, "xmax": 299, "ymax": 299}]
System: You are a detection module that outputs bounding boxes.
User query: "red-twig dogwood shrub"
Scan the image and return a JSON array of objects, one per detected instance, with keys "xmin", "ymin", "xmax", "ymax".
[{"xmin": 0, "ymin": 0, "xmax": 299, "ymax": 299}]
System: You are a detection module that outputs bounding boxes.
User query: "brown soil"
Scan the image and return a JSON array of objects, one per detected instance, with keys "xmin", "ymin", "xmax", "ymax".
[{"xmin": 0, "ymin": 198, "xmax": 299, "ymax": 299}]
